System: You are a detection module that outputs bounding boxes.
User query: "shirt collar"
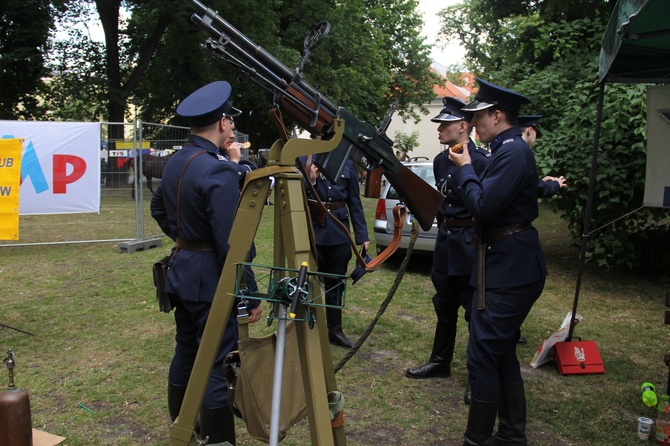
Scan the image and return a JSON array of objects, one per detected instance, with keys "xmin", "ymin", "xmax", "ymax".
[
  {"xmin": 490, "ymin": 127, "xmax": 522, "ymax": 153},
  {"xmin": 186, "ymin": 134, "xmax": 219, "ymax": 153}
]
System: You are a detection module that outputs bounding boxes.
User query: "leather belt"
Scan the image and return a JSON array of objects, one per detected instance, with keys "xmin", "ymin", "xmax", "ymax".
[
  {"xmin": 443, "ymin": 218, "xmax": 474, "ymax": 228},
  {"xmin": 175, "ymin": 238, "xmax": 216, "ymax": 252},
  {"xmin": 485, "ymin": 222, "xmax": 533, "ymax": 244},
  {"xmin": 306, "ymin": 199, "xmax": 346, "ymax": 226},
  {"xmin": 307, "ymin": 199, "xmax": 346, "ymax": 210}
]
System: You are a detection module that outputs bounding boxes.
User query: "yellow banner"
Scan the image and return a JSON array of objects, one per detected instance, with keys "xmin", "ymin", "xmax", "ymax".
[
  {"xmin": 0, "ymin": 138, "xmax": 23, "ymax": 240},
  {"xmin": 116, "ymin": 141, "xmax": 151, "ymax": 149}
]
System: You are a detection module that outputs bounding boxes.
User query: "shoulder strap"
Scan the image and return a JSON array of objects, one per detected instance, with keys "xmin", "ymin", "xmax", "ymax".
[{"xmin": 176, "ymin": 150, "xmax": 207, "ymax": 238}]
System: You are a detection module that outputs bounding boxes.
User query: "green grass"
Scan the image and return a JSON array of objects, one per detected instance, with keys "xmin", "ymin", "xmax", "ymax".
[{"xmin": 0, "ymin": 195, "xmax": 668, "ymax": 445}]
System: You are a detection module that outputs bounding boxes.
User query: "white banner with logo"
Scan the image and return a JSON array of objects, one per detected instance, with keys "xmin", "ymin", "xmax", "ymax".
[
  {"xmin": 0, "ymin": 121, "xmax": 100, "ymax": 215},
  {"xmin": 644, "ymin": 86, "xmax": 670, "ymax": 208}
]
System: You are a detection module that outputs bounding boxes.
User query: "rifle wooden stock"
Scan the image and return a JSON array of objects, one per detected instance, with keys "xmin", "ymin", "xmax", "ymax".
[
  {"xmin": 382, "ymin": 166, "xmax": 441, "ymax": 232},
  {"xmin": 364, "ymin": 167, "xmax": 384, "ymax": 198}
]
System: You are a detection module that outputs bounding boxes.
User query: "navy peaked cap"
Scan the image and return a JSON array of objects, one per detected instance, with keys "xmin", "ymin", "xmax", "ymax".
[
  {"xmin": 176, "ymin": 81, "xmax": 241, "ymax": 127},
  {"xmin": 462, "ymin": 78, "xmax": 530, "ymax": 115},
  {"xmin": 431, "ymin": 96, "xmax": 472, "ymax": 123},
  {"xmin": 518, "ymin": 115, "xmax": 543, "ymax": 137}
]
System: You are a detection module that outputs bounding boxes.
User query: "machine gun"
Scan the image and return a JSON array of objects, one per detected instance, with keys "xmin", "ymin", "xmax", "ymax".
[{"xmin": 182, "ymin": 0, "xmax": 443, "ymax": 231}]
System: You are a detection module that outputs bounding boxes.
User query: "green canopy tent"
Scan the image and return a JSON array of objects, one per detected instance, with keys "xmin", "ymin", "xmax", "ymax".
[
  {"xmin": 567, "ymin": 0, "xmax": 670, "ymax": 340},
  {"xmin": 599, "ymin": 0, "xmax": 670, "ymax": 84}
]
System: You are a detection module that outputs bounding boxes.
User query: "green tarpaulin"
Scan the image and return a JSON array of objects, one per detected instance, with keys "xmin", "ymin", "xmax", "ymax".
[{"xmin": 599, "ymin": 0, "xmax": 670, "ymax": 83}]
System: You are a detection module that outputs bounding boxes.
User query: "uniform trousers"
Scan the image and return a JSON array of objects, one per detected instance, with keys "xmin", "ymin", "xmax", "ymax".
[
  {"xmin": 431, "ymin": 228, "xmax": 474, "ymax": 325},
  {"xmin": 316, "ymin": 242, "xmax": 352, "ymax": 307},
  {"xmin": 169, "ymin": 296, "xmax": 238, "ymax": 409},
  {"xmin": 467, "ymin": 277, "xmax": 545, "ymax": 402},
  {"xmin": 431, "ymin": 263, "xmax": 473, "ymax": 328}
]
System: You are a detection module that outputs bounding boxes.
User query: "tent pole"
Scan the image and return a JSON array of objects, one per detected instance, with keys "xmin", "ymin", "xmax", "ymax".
[{"xmin": 567, "ymin": 80, "xmax": 605, "ymax": 341}]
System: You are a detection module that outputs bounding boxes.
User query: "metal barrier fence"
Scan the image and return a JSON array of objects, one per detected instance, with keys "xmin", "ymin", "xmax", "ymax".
[{"xmin": 0, "ymin": 121, "xmax": 190, "ymax": 251}]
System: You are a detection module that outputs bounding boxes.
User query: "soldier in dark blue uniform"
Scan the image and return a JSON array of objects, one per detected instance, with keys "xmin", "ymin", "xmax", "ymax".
[
  {"xmin": 405, "ymin": 97, "xmax": 489, "ymax": 405},
  {"xmin": 518, "ymin": 115, "xmax": 568, "ymax": 200},
  {"xmin": 150, "ymin": 81, "xmax": 263, "ymax": 445},
  {"xmin": 450, "ymin": 79, "xmax": 548, "ymax": 446},
  {"xmin": 517, "ymin": 114, "xmax": 568, "ymax": 346},
  {"xmin": 300, "ymin": 155, "xmax": 370, "ymax": 349}
]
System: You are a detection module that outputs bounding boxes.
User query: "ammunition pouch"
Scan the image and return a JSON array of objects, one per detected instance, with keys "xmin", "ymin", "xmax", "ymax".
[{"xmin": 152, "ymin": 255, "xmax": 173, "ymax": 313}]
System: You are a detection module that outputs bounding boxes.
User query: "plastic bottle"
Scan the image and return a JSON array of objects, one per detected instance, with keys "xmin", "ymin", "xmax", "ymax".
[
  {"xmin": 643, "ymin": 382, "xmax": 659, "ymax": 407},
  {"xmin": 656, "ymin": 394, "xmax": 670, "ymax": 445}
]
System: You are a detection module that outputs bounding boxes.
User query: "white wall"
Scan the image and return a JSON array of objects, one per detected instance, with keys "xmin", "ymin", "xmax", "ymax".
[{"xmin": 386, "ymin": 98, "xmax": 448, "ymax": 161}]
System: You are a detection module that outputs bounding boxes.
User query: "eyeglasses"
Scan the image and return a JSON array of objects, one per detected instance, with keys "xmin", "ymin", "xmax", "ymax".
[{"xmin": 222, "ymin": 114, "xmax": 234, "ymax": 123}]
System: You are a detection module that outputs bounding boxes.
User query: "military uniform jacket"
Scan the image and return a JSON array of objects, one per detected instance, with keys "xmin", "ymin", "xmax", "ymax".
[
  {"xmin": 433, "ymin": 139, "xmax": 490, "ymax": 276},
  {"xmin": 151, "ymin": 135, "xmax": 256, "ymax": 305},
  {"xmin": 301, "ymin": 158, "xmax": 369, "ymax": 247},
  {"xmin": 458, "ymin": 128, "xmax": 547, "ymax": 288}
]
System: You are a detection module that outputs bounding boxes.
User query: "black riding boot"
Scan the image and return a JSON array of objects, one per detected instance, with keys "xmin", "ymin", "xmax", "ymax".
[
  {"xmin": 168, "ymin": 382, "xmax": 187, "ymax": 422},
  {"xmin": 491, "ymin": 381, "xmax": 527, "ymax": 446},
  {"xmin": 168, "ymin": 382, "xmax": 201, "ymax": 435},
  {"xmin": 405, "ymin": 323, "xmax": 456, "ymax": 379},
  {"xmin": 464, "ymin": 380, "xmax": 472, "ymax": 405},
  {"xmin": 326, "ymin": 307, "xmax": 354, "ymax": 349},
  {"xmin": 200, "ymin": 406, "xmax": 236, "ymax": 445},
  {"xmin": 463, "ymin": 399, "xmax": 498, "ymax": 446}
]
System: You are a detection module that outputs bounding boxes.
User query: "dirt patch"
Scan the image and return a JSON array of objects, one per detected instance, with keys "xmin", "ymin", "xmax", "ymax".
[
  {"xmin": 347, "ymin": 422, "xmax": 406, "ymax": 445},
  {"xmin": 103, "ymin": 414, "xmax": 155, "ymax": 443},
  {"xmin": 353, "ymin": 349, "xmax": 401, "ymax": 376}
]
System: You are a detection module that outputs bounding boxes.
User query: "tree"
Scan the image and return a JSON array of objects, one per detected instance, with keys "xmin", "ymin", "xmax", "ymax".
[
  {"xmin": 0, "ymin": 0, "xmax": 67, "ymax": 119},
  {"xmin": 393, "ymin": 130, "xmax": 419, "ymax": 155},
  {"xmin": 95, "ymin": 0, "xmax": 174, "ymax": 140},
  {"xmin": 438, "ymin": 0, "xmax": 670, "ymax": 275},
  {"xmin": 44, "ymin": 0, "xmax": 437, "ymax": 149},
  {"xmin": 41, "ymin": 2, "xmax": 108, "ymax": 121}
]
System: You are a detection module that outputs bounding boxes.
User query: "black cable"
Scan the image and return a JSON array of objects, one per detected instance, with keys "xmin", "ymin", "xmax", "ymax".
[{"xmin": 334, "ymin": 220, "xmax": 420, "ymax": 373}]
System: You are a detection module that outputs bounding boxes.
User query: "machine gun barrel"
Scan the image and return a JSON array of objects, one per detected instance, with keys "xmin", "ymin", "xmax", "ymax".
[
  {"xmin": 183, "ymin": 0, "xmax": 443, "ymax": 231},
  {"xmin": 189, "ymin": 0, "xmax": 339, "ymax": 117}
]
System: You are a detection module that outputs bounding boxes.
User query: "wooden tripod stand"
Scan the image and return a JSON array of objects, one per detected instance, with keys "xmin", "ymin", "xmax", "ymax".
[{"xmin": 169, "ymin": 120, "xmax": 348, "ymax": 446}]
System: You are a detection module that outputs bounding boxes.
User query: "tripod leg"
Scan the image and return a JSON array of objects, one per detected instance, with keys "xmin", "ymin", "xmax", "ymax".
[
  {"xmin": 273, "ymin": 171, "xmax": 344, "ymax": 446},
  {"xmin": 169, "ymin": 172, "xmax": 273, "ymax": 446}
]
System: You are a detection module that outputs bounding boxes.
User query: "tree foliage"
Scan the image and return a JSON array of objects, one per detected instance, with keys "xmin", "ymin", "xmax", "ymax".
[
  {"xmin": 33, "ymin": 0, "xmax": 437, "ymax": 147},
  {"xmin": 393, "ymin": 130, "xmax": 419, "ymax": 154},
  {"xmin": 41, "ymin": 2, "xmax": 108, "ymax": 121},
  {"xmin": 439, "ymin": 0, "xmax": 670, "ymax": 276},
  {"xmin": 0, "ymin": 0, "xmax": 68, "ymax": 119}
]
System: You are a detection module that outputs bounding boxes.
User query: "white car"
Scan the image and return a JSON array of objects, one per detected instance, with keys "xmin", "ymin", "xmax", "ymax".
[{"xmin": 373, "ymin": 160, "xmax": 439, "ymax": 256}]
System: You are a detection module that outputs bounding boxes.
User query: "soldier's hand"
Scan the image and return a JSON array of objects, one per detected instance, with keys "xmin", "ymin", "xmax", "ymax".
[
  {"xmin": 249, "ymin": 305, "xmax": 263, "ymax": 323},
  {"xmin": 308, "ymin": 162, "xmax": 319, "ymax": 184},
  {"xmin": 449, "ymin": 145, "xmax": 471, "ymax": 167},
  {"xmin": 543, "ymin": 175, "xmax": 568, "ymax": 189},
  {"xmin": 226, "ymin": 142, "xmax": 243, "ymax": 163}
]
